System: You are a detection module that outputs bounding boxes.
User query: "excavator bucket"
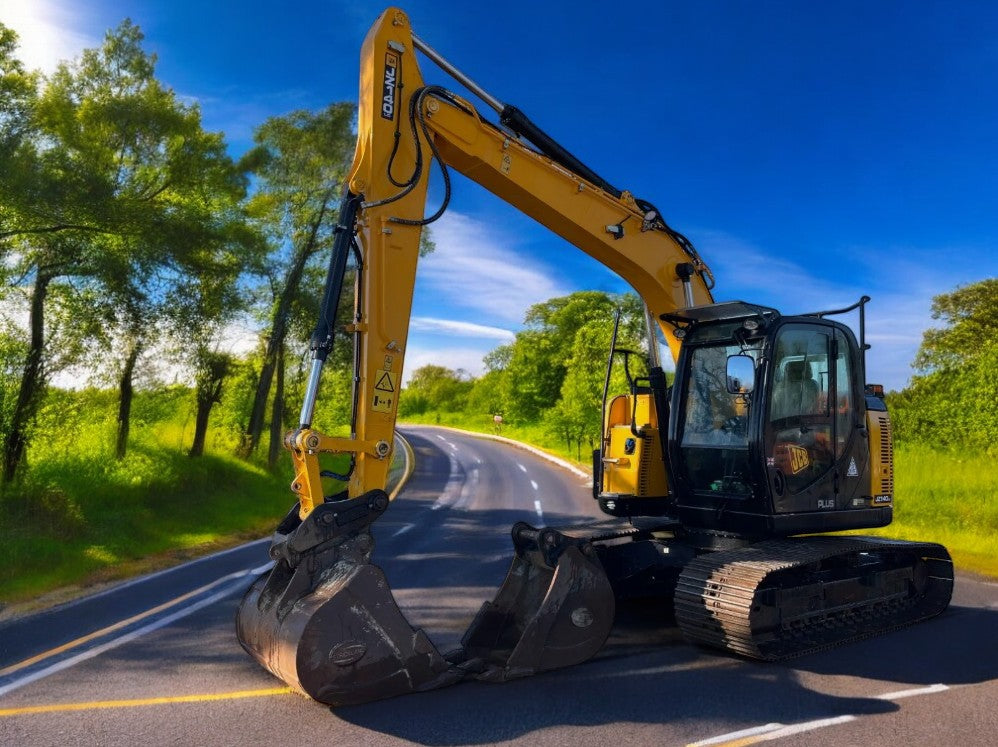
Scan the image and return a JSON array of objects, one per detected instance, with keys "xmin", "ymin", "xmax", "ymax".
[
  {"xmin": 236, "ymin": 497, "xmax": 615, "ymax": 705},
  {"xmin": 235, "ymin": 490, "xmax": 463, "ymax": 705},
  {"xmin": 237, "ymin": 552, "xmax": 464, "ymax": 705},
  {"xmin": 455, "ymin": 523, "xmax": 616, "ymax": 682}
]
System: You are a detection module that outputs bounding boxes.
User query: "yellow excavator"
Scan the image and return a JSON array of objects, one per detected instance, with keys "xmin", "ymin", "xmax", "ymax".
[{"xmin": 236, "ymin": 7, "xmax": 953, "ymax": 706}]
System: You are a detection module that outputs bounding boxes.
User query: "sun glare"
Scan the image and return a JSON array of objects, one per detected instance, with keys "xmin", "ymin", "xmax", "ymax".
[{"xmin": 1, "ymin": 0, "xmax": 95, "ymax": 73}]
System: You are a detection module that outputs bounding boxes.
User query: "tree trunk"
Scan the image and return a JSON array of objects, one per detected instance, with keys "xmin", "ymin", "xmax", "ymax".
[
  {"xmin": 189, "ymin": 397, "xmax": 212, "ymax": 458},
  {"xmin": 267, "ymin": 344, "xmax": 286, "ymax": 469},
  {"xmin": 3, "ymin": 272, "xmax": 51, "ymax": 483},
  {"xmin": 240, "ymin": 194, "xmax": 333, "ymax": 458},
  {"xmin": 189, "ymin": 378, "xmax": 224, "ymax": 458},
  {"xmin": 189, "ymin": 353, "xmax": 229, "ymax": 458},
  {"xmin": 241, "ymin": 249, "xmax": 307, "ymax": 457},
  {"xmin": 115, "ymin": 342, "xmax": 141, "ymax": 460}
]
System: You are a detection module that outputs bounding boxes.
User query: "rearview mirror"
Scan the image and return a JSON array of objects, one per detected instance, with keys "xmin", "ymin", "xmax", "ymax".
[{"xmin": 726, "ymin": 354, "xmax": 755, "ymax": 394}]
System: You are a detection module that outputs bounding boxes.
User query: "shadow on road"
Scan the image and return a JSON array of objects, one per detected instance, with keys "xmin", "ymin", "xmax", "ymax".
[
  {"xmin": 312, "ymin": 432, "xmax": 994, "ymax": 743},
  {"xmin": 329, "ymin": 601, "xmax": 998, "ymax": 746},
  {"xmin": 330, "ymin": 647, "xmax": 897, "ymax": 746},
  {"xmin": 795, "ymin": 603, "xmax": 998, "ymax": 686}
]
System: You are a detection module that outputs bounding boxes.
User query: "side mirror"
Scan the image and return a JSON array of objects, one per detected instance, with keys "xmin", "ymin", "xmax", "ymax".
[{"xmin": 726, "ymin": 354, "xmax": 756, "ymax": 394}]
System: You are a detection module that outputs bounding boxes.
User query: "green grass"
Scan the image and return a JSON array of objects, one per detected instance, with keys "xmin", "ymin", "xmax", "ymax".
[
  {"xmin": 857, "ymin": 444, "xmax": 998, "ymax": 577},
  {"xmin": 403, "ymin": 411, "xmax": 998, "ymax": 579},
  {"xmin": 0, "ymin": 441, "xmax": 295, "ymax": 605},
  {"xmin": 0, "ymin": 389, "xmax": 408, "ymax": 607},
  {"xmin": 0, "ymin": 389, "xmax": 297, "ymax": 605},
  {"xmin": 4, "ymin": 399, "xmax": 991, "ymax": 607}
]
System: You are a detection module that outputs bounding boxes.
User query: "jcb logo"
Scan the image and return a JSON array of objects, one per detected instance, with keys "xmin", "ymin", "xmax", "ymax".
[
  {"xmin": 381, "ymin": 51, "xmax": 399, "ymax": 121},
  {"xmin": 788, "ymin": 445, "xmax": 810, "ymax": 474}
]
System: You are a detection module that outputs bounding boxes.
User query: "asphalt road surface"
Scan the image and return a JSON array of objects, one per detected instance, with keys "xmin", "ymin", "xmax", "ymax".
[{"xmin": 1, "ymin": 425, "xmax": 996, "ymax": 746}]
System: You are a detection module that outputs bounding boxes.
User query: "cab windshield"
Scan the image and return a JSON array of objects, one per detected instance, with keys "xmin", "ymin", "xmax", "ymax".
[{"xmin": 680, "ymin": 338, "xmax": 763, "ymax": 496}]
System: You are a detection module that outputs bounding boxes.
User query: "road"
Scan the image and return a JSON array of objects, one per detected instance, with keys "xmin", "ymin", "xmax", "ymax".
[{"xmin": 1, "ymin": 425, "xmax": 996, "ymax": 746}]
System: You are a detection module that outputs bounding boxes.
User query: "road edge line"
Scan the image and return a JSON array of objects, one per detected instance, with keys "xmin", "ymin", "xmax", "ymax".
[
  {"xmin": 0, "ymin": 562, "xmax": 273, "ymax": 698},
  {"xmin": 404, "ymin": 425, "xmax": 590, "ymax": 480},
  {"xmin": 389, "ymin": 430, "xmax": 416, "ymax": 500}
]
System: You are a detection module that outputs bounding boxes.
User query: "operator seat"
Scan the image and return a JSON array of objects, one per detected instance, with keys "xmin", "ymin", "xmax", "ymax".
[{"xmin": 774, "ymin": 360, "xmax": 819, "ymax": 418}]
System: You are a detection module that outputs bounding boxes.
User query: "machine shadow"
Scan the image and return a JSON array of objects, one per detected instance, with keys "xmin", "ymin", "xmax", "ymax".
[
  {"xmin": 343, "ymin": 502, "xmax": 996, "ymax": 744},
  {"xmin": 329, "ymin": 601, "xmax": 997, "ymax": 746},
  {"xmin": 794, "ymin": 603, "xmax": 998, "ymax": 686},
  {"xmin": 330, "ymin": 645, "xmax": 897, "ymax": 746}
]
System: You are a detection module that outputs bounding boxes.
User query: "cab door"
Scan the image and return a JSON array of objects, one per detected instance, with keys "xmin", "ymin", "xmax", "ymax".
[{"xmin": 764, "ymin": 324, "xmax": 836, "ymax": 514}]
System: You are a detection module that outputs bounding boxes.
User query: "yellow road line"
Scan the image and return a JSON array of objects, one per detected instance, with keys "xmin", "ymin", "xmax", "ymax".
[
  {"xmin": 703, "ymin": 739, "xmax": 761, "ymax": 747},
  {"xmin": 0, "ymin": 571, "xmax": 247, "ymax": 678},
  {"xmin": 0, "ymin": 687, "xmax": 294, "ymax": 717}
]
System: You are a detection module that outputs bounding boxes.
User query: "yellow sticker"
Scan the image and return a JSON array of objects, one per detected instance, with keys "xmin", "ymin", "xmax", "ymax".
[
  {"xmin": 371, "ymin": 393, "xmax": 394, "ymax": 413},
  {"xmin": 371, "ymin": 368, "xmax": 397, "ymax": 413},
  {"xmin": 788, "ymin": 445, "xmax": 810, "ymax": 474},
  {"xmin": 374, "ymin": 369, "xmax": 396, "ymax": 393}
]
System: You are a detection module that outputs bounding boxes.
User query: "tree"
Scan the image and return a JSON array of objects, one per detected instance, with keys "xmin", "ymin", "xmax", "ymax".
[
  {"xmin": 0, "ymin": 21, "xmax": 250, "ymax": 479},
  {"xmin": 0, "ymin": 24, "xmax": 37, "ymax": 216},
  {"xmin": 189, "ymin": 351, "xmax": 233, "ymax": 457},
  {"xmin": 236, "ymin": 104, "xmax": 356, "ymax": 458},
  {"xmin": 496, "ymin": 291, "xmax": 647, "ymax": 424},
  {"xmin": 551, "ymin": 322, "xmax": 614, "ymax": 459},
  {"xmin": 467, "ymin": 368, "xmax": 507, "ymax": 419},
  {"xmin": 914, "ymin": 278, "xmax": 998, "ymax": 373},
  {"xmin": 890, "ymin": 278, "xmax": 998, "ymax": 451},
  {"xmin": 400, "ymin": 365, "xmax": 473, "ymax": 416}
]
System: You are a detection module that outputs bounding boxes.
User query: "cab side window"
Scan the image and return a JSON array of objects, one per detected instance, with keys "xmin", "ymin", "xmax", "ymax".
[{"xmin": 834, "ymin": 329, "xmax": 854, "ymax": 458}]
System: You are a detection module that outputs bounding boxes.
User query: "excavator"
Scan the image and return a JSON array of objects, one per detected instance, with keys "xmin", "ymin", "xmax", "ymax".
[{"xmin": 235, "ymin": 7, "xmax": 953, "ymax": 706}]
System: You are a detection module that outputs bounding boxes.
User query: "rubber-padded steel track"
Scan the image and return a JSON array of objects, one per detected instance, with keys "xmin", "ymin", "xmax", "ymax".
[{"xmin": 674, "ymin": 536, "xmax": 954, "ymax": 659}]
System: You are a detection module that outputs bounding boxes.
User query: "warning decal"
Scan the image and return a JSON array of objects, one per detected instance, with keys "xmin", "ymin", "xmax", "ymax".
[
  {"xmin": 374, "ymin": 370, "xmax": 397, "ymax": 393},
  {"xmin": 371, "ymin": 368, "xmax": 397, "ymax": 413},
  {"xmin": 847, "ymin": 457, "xmax": 859, "ymax": 477}
]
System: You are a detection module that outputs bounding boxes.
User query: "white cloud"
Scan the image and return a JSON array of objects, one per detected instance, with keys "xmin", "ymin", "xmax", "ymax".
[
  {"xmin": 691, "ymin": 229, "xmax": 952, "ymax": 391},
  {"xmin": 400, "ymin": 345, "xmax": 491, "ymax": 384},
  {"xmin": 410, "ymin": 317, "xmax": 515, "ymax": 341},
  {"xmin": 697, "ymin": 230, "xmax": 855, "ymax": 312},
  {"xmin": 1, "ymin": 1, "xmax": 96, "ymax": 73},
  {"xmin": 414, "ymin": 211, "xmax": 570, "ymax": 325}
]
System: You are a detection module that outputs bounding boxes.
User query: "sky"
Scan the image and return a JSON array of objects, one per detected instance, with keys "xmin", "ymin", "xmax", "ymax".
[{"xmin": 3, "ymin": 0, "xmax": 997, "ymax": 391}]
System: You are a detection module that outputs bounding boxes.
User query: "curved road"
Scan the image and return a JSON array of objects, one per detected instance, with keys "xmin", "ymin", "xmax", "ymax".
[{"xmin": 1, "ymin": 425, "xmax": 996, "ymax": 745}]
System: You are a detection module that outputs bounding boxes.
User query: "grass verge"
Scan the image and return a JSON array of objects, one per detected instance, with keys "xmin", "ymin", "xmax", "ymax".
[
  {"xmin": 0, "ymin": 410, "xmax": 406, "ymax": 610},
  {"xmin": 0, "ymin": 447, "xmax": 294, "ymax": 607}
]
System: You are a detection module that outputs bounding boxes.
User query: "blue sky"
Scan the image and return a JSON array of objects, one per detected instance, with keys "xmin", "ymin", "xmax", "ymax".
[{"xmin": 4, "ymin": 1, "xmax": 998, "ymax": 390}]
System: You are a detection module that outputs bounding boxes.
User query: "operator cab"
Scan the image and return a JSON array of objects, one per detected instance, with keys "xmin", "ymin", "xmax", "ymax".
[{"xmin": 663, "ymin": 300, "xmax": 891, "ymax": 537}]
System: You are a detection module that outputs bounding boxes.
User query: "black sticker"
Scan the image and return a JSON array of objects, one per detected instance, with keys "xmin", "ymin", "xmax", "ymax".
[{"xmin": 381, "ymin": 51, "xmax": 399, "ymax": 121}]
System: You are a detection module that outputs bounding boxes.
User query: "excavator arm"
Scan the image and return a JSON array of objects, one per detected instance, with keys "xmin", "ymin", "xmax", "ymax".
[
  {"xmin": 293, "ymin": 7, "xmax": 714, "ymax": 513},
  {"xmin": 237, "ymin": 6, "xmax": 715, "ymax": 705}
]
